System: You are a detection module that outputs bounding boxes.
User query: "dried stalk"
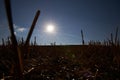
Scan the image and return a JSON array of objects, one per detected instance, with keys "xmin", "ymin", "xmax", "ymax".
[
  {"xmin": 4, "ymin": 0, "xmax": 23, "ymax": 79},
  {"xmin": 81, "ymin": 29, "xmax": 85, "ymax": 45}
]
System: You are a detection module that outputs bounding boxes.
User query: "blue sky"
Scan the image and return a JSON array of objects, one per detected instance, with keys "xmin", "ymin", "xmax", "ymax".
[{"xmin": 0, "ymin": 0, "xmax": 120, "ymax": 45}]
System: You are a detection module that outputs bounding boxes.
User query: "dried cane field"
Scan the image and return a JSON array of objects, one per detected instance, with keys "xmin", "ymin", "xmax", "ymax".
[
  {"xmin": 1, "ymin": 0, "xmax": 120, "ymax": 79},
  {"xmin": 0, "ymin": 43, "xmax": 120, "ymax": 80}
]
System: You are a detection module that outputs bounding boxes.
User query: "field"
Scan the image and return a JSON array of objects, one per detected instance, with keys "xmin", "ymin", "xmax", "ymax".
[
  {"xmin": 1, "ymin": 1, "xmax": 120, "ymax": 79},
  {"xmin": 0, "ymin": 44, "xmax": 120, "ymax": 80}
]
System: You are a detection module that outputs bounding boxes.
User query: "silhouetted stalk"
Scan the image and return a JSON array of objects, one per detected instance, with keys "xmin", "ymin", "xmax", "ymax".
[
  {"xmin": 7, "ymin": 37, "xmax": 10, "ymax": 45},
  {"xmin": 34, "ymin": 36, "xmax": 37, "ymax": 45},
  {"xmin": 25, "ymin": 10, "xmax": 40, "ymax": 58},
  {"xmin": 21, "ymin": 37, "xmax": 24, "ymax": 45},
  {"xmin": 2, "ymin": 38, "xmax": 5, "ymax": 46},
  {"xmin": 81, "ymin": 29, "xmax": 84, "ymax": 45},
  {"xmin": 111, "ymin": 33, "xmax": 113, "ymax": 45},
  {"xmin": 4, "ymin": 0, "xmax": 23, "ymax": 79},
  {"xmin": 25, "ymin": 10, "xmax": 40, "ymax": 46},
  {"xmin": 115, "ymin": 27, "xmax": 118, "ymax": 45}
]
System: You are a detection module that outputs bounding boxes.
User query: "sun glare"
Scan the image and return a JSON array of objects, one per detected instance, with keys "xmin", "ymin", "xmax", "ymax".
[{"xmin": 46, "ymin": 24, "xmax": 55, "ymax": 33}]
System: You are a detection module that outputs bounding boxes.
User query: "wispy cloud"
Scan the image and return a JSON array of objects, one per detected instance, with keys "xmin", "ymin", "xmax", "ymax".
[
  {"xmin": 13, "ymin": 24, "xmax": 27, "ymax": 32},
  {"xmin": 17, "ymin": 27, "xmax": 26, "ymax": 32}
]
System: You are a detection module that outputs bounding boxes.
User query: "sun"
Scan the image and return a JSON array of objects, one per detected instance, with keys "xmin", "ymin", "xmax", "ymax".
[{"xmin": 46, "ymin": 24, "xmax": 55, "ymax": 33}]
